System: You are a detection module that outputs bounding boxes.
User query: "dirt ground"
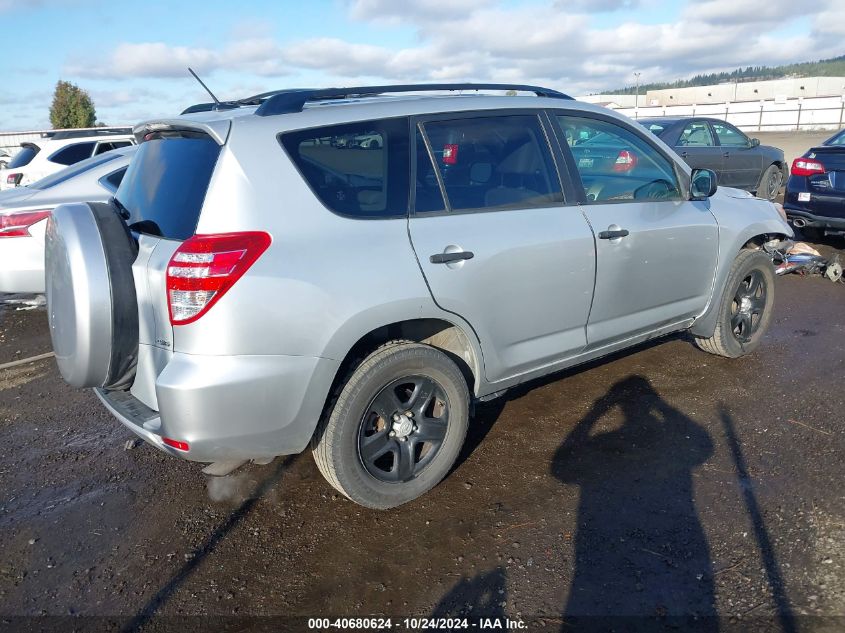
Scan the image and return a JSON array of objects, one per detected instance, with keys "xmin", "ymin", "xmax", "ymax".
[{"xmin": 1, "ymin": 238, "xmax": 845, "ymax": 632}]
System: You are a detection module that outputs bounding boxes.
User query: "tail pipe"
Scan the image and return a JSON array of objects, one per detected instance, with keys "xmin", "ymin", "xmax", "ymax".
[{"xmin": 792, "ymin": 217, "xmax": 806, "ymax": 228}]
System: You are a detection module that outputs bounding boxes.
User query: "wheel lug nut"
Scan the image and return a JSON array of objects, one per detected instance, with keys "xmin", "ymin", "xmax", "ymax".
[
  {"xmin": 392, "ymin": 414, "xmax": 400, "ymax": 421},
  {"xmin": 405, "ymin": 410, "xmax": 413, "ymax": 417},
  {"xmin": 389, "ymin": 430, "xmax": 396, "ymax": 437}
]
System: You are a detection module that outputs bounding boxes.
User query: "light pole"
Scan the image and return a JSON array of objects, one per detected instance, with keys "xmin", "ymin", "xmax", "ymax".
[{"xmin": 633, "ymin": 72, "xmax": 642, "ymax": 110}]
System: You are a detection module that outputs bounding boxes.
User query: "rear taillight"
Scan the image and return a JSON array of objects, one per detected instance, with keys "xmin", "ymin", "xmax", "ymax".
[
  {"xmin": 613, "ymin": 150, "xmax": 638, "ymax": 172},
  {"xmin": 791, "ymin": 157, "xmax": 826, "ymax": 177},
  {"xmin": 6, "ymin": 173, "xmax": 23, "ymax": 187},
  {"xmin": 166, "ymin": 231, "xmax": 271, "ymax": 325},
  {"xmin": 0, "ymin": 209, "xmax": 51, "ymax": 238}
]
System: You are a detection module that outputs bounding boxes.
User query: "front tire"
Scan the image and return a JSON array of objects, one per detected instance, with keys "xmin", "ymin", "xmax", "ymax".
[
  {"xmin": 694, "ymin": 249, "xmax": 775, "ymax": 358},
  {"xmin": 312, "ymin": 342, "xmax": 470, "ymax": 509},
  {"xmin": 758, "ymin": 164, "xmax": 783, "ymax": 202}
]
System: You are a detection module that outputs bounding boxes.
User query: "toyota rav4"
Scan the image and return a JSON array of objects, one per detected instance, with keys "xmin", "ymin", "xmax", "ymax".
[{"xmin": 45, "ymin": 84, "xmax": 792, "ymax": 509}]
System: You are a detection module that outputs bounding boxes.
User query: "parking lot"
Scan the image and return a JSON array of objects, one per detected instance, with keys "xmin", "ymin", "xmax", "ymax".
[{"xmin": 0, "ymin": 234, "xmax": 843, "ymax": 630}]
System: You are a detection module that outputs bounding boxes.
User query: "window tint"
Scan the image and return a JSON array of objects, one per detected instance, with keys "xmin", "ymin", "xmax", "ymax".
[
  {"xmin": 678, "ymin": 121, "xmax": 714, "ymax": 147},
  {"xmin": 116, "ymin": 137, "xmax": 220, "ymax": 240},
  {"xmin": 281, "ymin": 118, "xmax": 409, "ymax": 218},
  {"xmin": 8, "ymin": 144, "xmax": 40, "ymax": 169},
  {"xmin": 29, "ymin": 151, "xmax": 121, "ymax": 190},
  {"xmin": 94, "ymin": 141, "xmax": 131, "ymax": 155},
  {"xmin": 102, "ymin": 167, "xmax": 127, "ymax": 192},
  {"xmin": 825, "ymin": 130, "xmax": 845, "ymax": 146},
  {"xmin": 556, "ymin": 115, "xmax": 682, "ymax": 203},
  {"xmin": 49, "ymin": 142, "xmax": 95, "ymax": 166},
  {"xmin": 421, "ymin": 114, "xmax": 562, "ymax": 212},
  {"xmin": 712, "ymin": 122, "xmax": 748, "ymax": 147},
  {"xmin": 414, "ymin": 128, "xmax": 446, "ymax": 213}
]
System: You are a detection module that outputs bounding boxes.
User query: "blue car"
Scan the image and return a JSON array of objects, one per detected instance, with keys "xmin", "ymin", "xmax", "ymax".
[{"xmin": 783, "ymin": 128, "xmax": 845, "ymax": 239}]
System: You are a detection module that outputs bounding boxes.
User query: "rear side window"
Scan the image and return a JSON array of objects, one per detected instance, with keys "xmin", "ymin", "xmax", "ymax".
[
  {"xmin": 116, "ymin": 137, "xmax": 220, "ymax": 240},
  {"xmin": 8, "ymin": 144, "xmax": 40, "ymax": 169},
  {"xmin": 678, "ymin": 122, "xmax": 714, "ymax": 146},
  {"xmin": 102, "ymin": 167, "xmax": 127, "ymax": 192},
  {"xmin": 49, "ymin": 142, "xmax": 96, "ymax": 165},
  {"xmin": 420, "ymin": 114, "xmax": 563, "ymax": 212},
  {"xmin": 95, "ymin": 141, "xmax": 131, "ymax": 155},
  {"xmin": 281, "ymin": 118, "xmax": 409, "ymax": 218}
]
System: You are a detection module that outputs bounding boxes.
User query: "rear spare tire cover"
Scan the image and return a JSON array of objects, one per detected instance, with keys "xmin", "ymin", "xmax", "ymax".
[{"xmin": 45, "ymin": 202, "xmax": 139, "ymax": 389}]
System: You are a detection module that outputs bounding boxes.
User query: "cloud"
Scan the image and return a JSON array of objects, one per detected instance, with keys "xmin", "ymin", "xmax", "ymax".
[
  {"xmin": 60, "ymin": 0, "xmax": 843, "ymax": 98},
  {"xmin": 66, "ymin": 37, "xmax": 289, "ymax": 80},
  {"xmin": 347, "ymin": 0, "xmax": 492, "ymax": 23}
]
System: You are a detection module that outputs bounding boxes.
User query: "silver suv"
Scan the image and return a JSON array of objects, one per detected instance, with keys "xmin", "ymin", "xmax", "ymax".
[{"xmin": 45, "ymin": 84, "xmax": 791, "ymax": 509}]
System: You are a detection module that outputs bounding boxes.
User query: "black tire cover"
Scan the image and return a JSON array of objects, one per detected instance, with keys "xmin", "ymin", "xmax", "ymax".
[{"xmin": 45, "ymin": 202, "xmax": 139, "ymax": 390}]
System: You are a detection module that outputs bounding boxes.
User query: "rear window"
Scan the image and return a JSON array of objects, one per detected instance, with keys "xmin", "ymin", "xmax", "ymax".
[
  {"xmin": 49, "ymin": 142, "xmax": 96, "ymax": 165},
  {"xmin": 8, "ymin": 144, "xmax": 40, "ymax": 169},
  {"xmin": 116, "ymin": 137, "xmax": 220, "ymax": 240},
  {"xmin": 280, "ymin": 118, "xmax": 409, "ymax": 218}
]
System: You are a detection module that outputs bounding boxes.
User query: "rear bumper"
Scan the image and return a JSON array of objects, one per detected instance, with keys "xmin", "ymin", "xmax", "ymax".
[
  {"xmin": 783, "ymin": 206, "xmax": 845, "ymax": 230},
  {"xmin": 98, "ymin": 351, "xmax": 340, "ymax": 462},
  {"xmin": 0, "ymin": 229, "xmax": 46, "ymax": 294}
]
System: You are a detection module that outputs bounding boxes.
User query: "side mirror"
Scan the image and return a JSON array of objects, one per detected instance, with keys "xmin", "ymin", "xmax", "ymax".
[
  {"xmin": 750, "ymin": 138, "xmax": 760, "ymax": 148},
  {"xmin": 690, "ymin": 168, "xmax": 718, "ymax": 199}
]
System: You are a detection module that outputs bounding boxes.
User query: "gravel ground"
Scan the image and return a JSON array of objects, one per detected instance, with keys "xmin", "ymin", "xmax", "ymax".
[{"xmin": 0, "ymin": 238, "xmax": 844, "ymax": 632}]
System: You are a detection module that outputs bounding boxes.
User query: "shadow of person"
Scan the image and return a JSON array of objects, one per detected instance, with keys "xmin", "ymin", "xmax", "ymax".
[
  {"xmin": 431, "ymin": 566, "xmax": 507, "ymax": 621},
  {"xmin": 552, "ymin": 376, "xmax": 716, "ymax": 632}
]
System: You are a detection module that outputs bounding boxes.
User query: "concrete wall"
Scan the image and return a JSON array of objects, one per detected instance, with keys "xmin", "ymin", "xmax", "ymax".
[
  {"xmin": 645, "ymin": 77, "xmax": 845, "ymax": 107},
  {"xmin": 614, "ymin": 95, "xmax": 845, "ymax": 132}
]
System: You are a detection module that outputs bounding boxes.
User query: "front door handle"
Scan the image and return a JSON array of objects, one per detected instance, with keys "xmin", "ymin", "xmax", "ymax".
[
  {"xmin": 723, "ymin": 152, "xmax": 730, "ymax": 158},
  {"xmin": 598, "ymin": 229, "xmax": 629, "ymax": 240},
  {"xmin": 680, "ymin": 151, "xmax": 688, "ymax": 158},
  {"xmin": 430, "ymin": 251, "xmax": 474, "ymax": 264}
]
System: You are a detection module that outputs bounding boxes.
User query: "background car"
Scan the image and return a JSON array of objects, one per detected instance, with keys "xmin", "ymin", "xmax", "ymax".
[
  {"xmin": 639, "ymin": 117, "xmax": 787, "ymax": 201},
  {"xmin": 0, "ymin": 127, "xmax": 134, "ymax": 191},
  {"xmin": 782, "ymin": 128, "xmax": 845, "ymax": 239},
  {"xmin": 0, "ymin": 144, "xmax": 136, "ymax": 293}
]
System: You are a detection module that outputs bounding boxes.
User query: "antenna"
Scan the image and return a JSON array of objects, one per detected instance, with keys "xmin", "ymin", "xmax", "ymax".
[{"xmin": 188, "ymin": 68, "xmax": 221, "ymax": 109}]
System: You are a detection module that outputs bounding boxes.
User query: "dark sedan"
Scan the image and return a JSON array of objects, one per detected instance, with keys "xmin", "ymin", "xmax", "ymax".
[
  {"xmin": 783, "ymin": 128, "xmax": 845, "ymax": 239},
  {"xmin": 639, "ymin": 117, "xmax": 786, "ymax": 201}
]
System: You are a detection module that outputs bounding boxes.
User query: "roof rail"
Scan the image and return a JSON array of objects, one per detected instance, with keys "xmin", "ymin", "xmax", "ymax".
[
  {"xmin": 255, "ymin": 83, "xmax": 572, "ymax": 117},
  {"xmin": 50, "ymin": 127, "xmax": 133, "ymax": 140}
]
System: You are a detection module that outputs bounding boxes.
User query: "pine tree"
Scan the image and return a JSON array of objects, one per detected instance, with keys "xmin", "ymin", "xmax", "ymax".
[{"xmin": 49, "ymin": 80, "xmax": 97, "ymax": 129}]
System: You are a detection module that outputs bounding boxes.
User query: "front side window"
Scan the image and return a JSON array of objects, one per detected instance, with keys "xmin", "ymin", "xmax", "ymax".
[
  {"xmin": 678, "ymin": 121, "xmax": 715, "ymax": 147},
  {"xmin": 420, "ymin": 114, "xmax": 562, "ymax": 212},
  {"xmin": 556, "ymin": 115, "xmax": 682, "ymax": 203},
  {"xmin": 281, "ymin": 118, "xmax": 409, "ymax": 218},
  {"xmin": 712, "ymin": 122, "xmax": 748, "ymax": 147},
  {"xmin": 49, "ymin": 141, "xmax": 96, "ymax": 166}
]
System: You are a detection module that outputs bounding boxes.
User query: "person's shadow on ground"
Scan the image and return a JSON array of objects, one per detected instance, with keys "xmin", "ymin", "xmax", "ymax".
[{"xmin": 552, "ymin": 375, "xmax": 717, "ymax": 632}]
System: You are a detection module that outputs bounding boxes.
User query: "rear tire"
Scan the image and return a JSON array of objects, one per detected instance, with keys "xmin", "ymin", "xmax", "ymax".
[
  {"xmin": 312, "ymin": 342, "xmax": 470, "ymax": 509},
  {"xmin": 694, "ymin": 249, "xmax": 775, "ymax": 358}
]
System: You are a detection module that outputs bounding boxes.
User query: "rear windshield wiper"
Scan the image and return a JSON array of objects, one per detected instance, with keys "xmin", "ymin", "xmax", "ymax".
[{"xmin": 111, "ymin": 196, "xmax": 131, "ymax": 220}]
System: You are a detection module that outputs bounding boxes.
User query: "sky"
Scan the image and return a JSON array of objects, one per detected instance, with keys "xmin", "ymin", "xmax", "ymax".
[{"xmin": 0, "ymin": 0, "xmax": 843, "ymax": 131}]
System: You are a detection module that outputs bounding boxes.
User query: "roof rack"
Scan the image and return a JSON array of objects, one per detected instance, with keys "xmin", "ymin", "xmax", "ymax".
[
  {"xmin": 254, "ymin": 83, "xmax": 572, "ymax": 117},
  {"xmin": 50, "ymin": 127, "xmax": 133, "ymax": 140}
]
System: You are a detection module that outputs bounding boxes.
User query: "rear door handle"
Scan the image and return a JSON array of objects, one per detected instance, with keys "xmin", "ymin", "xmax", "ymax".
[
  {"xmin": 430, "ymin": 251, "xmax": 474, "ymax": 264},
  {"xmin": 723, "ymin": 152, "xmax": 730, "ymax": 158},
  {"xmin": 597, "ymin": 229, "xmax": 629, "ymax": 240},
  {"xmin": 680, "ymin": 151, "xmax": 688, "ymax": 158}
]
